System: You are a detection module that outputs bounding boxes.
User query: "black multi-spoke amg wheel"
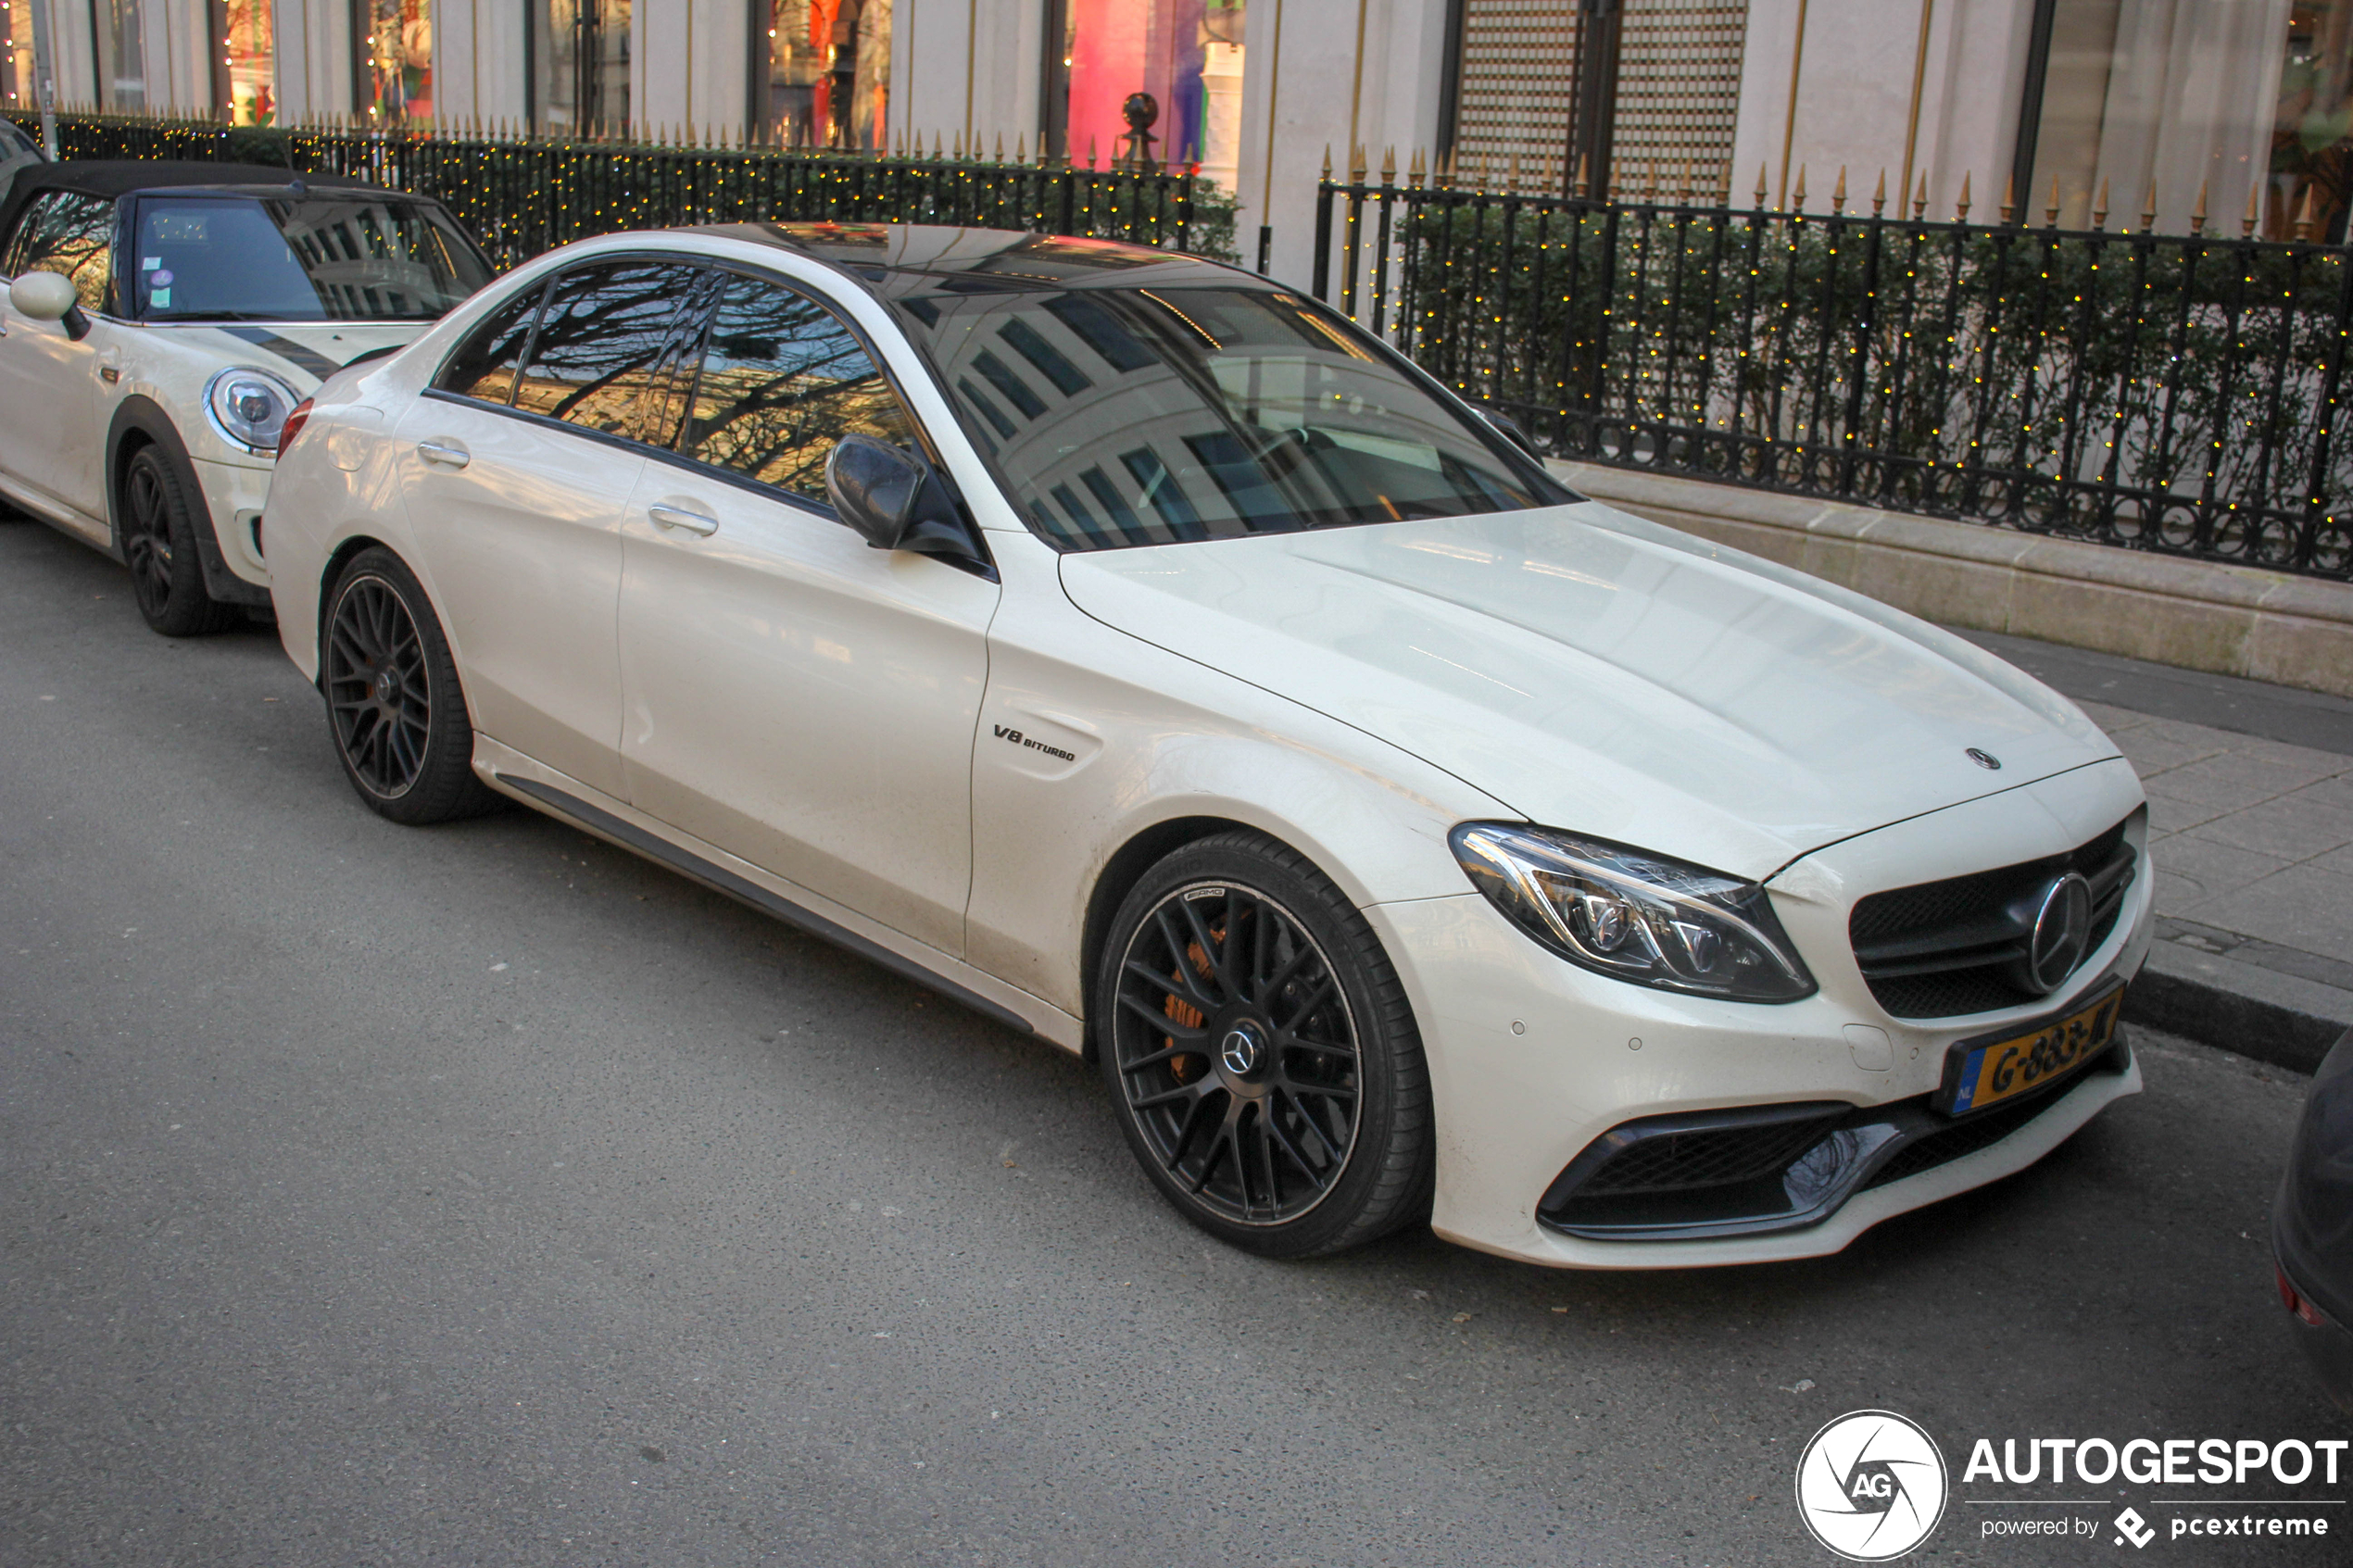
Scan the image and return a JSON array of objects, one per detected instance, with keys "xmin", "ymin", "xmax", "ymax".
[
  {"xmin": 321, "ymin": 548, "xmax": 498, "ymax": 824},
  {"xmin": 119, "ymin": 445, "xmax": 238, "ymax": 636},
  {"xmin": 1098, "ymin": 831, "xmax": 1434, "ymax": 1258}
]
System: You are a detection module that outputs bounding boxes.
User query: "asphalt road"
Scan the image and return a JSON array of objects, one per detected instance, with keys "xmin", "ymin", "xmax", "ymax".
[{"xmin": 2, "ymin": 512, "xmax": 2346, "ymax": 1567}]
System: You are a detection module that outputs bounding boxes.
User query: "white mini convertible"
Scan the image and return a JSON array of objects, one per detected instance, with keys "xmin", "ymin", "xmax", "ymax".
[
  {"xmin": 0, "ymin": 160, "xmax": 491, "ymax": 633},
  {"xmin": 262, "ymin": 223, "xmax": 2153, "ymax": 1269}
]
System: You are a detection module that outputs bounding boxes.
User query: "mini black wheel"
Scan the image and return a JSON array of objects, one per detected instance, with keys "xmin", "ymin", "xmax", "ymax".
[
  {"xmin": 321, "ymin": 547, "xmax": 499, "ymax": 823},
  {"xmin": 119, "ymin": 444, "xmax": 239, "ymax": 636},
  {"xmin": 1096, "ymin": 831, "xmax": 1434, "ymax": 1258}
]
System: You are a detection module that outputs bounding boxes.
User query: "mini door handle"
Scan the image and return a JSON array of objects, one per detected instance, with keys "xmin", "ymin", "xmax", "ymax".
[
  {"xmin": 416, "ymin": 439, "xmax": 471, "ymax": 469},
  {"xmin": 648, "ymin": 504, "xmax": 719, "ymax": 536}
]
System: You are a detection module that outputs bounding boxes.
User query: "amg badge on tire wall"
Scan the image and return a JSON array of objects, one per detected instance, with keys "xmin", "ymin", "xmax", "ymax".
[{"xmin": 1097, "ymin": 832, "xmax": 1433, "ymax": 1258}]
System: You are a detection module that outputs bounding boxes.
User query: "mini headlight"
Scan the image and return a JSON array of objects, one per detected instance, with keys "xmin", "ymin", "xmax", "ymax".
[
  {"xmin": 1449, "ymin": 822, "xmax": 1817, "ymax": 1002},
  {"xmin": 205, "ymin": 367, "xmax": 301, "ymax": 453}
]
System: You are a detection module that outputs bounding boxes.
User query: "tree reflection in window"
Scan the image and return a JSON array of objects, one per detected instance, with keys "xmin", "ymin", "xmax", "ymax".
[
  {"xmin": 510, "ymin": 259, "xmax": 703, "ymax": 440},
  {"xmin": 680, "ymin": 274, "xmax": 912, "ymax": 502},
  {"xmin": 3, "ymin": 191, "xmax": 115, "ymax": 310}
]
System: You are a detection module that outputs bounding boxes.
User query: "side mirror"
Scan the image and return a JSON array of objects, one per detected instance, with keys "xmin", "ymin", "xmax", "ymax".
[
  {"xmin": 824, "ymin": 433, "xmax": 992, "ymax": 573},
  {"xmin": 1478, "ymin": 405, "xmax": 1537, "ymax": 457},
  {"xmin": 10, "ymin": 270, "xmax": 90, "ymax": 340}
]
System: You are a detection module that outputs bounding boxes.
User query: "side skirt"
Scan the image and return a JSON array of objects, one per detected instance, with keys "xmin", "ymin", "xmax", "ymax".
[
  {"xmin": 0, "ymin": 471, "xmax": 114, "ymax": 554},
  {"xmin": 473, "ymin": 739, "xmax": 1083, "ymax": 1050}
]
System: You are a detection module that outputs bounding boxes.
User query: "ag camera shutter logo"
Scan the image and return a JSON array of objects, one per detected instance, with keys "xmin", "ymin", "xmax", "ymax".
[{"xmin": 1794, "ymin": 1410, "xmax": 1949, "ymax": 1561}]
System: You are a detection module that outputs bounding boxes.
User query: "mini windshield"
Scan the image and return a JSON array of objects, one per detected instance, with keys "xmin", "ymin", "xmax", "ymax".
[
  {"xmin": 132, "ymin": 194, "xmax": 491, "ymax": 322},
  {"xmin": 886, "ymin": 282, "xmax": 1565, "ymax": 549}
]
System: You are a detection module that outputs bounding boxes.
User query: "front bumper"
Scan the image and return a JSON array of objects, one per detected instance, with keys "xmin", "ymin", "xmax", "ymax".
[
  {"xmin": 1370, "ymin": 758, "xmax": 2152, "ymax": 1270},
  {"xmin": 189, "ymin": 455, "xmax": 273, "ymax": 597}
]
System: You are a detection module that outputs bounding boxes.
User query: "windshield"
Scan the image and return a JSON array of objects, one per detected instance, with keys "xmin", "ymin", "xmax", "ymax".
[
  {"xmin": 132, "ymin": 194, "xmax": 492, "ymax": 322},
  {"xmin": 885, "ymin": 282, "xmax": 1565, "ymax": 549}
]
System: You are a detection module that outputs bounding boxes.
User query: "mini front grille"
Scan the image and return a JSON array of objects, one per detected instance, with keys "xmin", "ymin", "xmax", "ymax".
[{"xmin": 1849, "ymin": 816, "xmax": 2136, "ymax": 1019}]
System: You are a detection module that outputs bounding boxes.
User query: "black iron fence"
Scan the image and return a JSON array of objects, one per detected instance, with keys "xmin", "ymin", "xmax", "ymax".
[
  {"xmin": 1315, "ymin": 167, "xmax": 2353, "ymax": 581},
  {"xmin": 4, "ymin": 111, "xmax": 1237, "ymax": 269}
]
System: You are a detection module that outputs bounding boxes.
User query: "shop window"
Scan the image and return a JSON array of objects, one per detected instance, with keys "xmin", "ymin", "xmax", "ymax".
[
  {"xmin": 2018, "ymin": 0, "xmax": 2297, "ymax": 235},
  {"xmin": 101, "ymin": 0, "xmax": 147, "ymax": 112},
  {"xmin": 217, "ymin": 0, "xmax": 277, "ymax": 126},
  {"xmin": 754, "ymin": 0, "xmax": 891, "ymax": 150},
  {"xmin": 537, "ymin": 0, "xmax": 631, "ymax": 135},
  {"xmin": 359, "ymin": 0, "xmax": 434, "ymax": 125},
  {"xmin": 1044, "ymin": 0, "xmax": 1245, "ymax": 184}
]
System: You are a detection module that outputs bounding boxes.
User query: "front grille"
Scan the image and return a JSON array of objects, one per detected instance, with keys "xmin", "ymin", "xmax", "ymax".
[{"xmin": 1850, "ymin": 815, "xmax": 2136, "ymax": 1019}]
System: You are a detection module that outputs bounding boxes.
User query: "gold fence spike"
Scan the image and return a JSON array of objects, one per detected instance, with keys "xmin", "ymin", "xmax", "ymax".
[
  {"xmin": 1873, "ymin": 168, "xmax": 1887, "ymax": 217},
  {"xmin": 2001, "ymin": 172, "xmax": 2017, "ymax": 225},
  {"xmin": 1576, "ymin": 152, "xmax": 1592, "ymax": 200},
  {"xmin": 1087, "ymin": 133, "xmax": 1098, "ymax": 169},
  {"xmin": 1755, "ymin": 162, "xmax": 1769, "ymax": 210},
  {"xmin": 2092, "ymin": 176, "xmax": 2109, "ymax": 230},
  {"xmin": 1956, "ymin": 170, "xmax": 1972, "ymax": 223},
  {"xmin": 2245, "ymin": 181, "xmax": 2261, "ymax": 237},
  {"xmin": 2046, "ymin": 175, "xmax": 2060, "ymax": 227},
  {"xmin": 994, "ymin": 132, "xmax": 1004, "ymax": 161},
  {"xmin": 2140, "ymin": 180, "xmax": 2158, "ymax": 233},
  {"xmin": 1015, "ymin": 132, "xmax": 1026, "ymax": 164},
  {"xmin": 2296, "ymin": 182, "xmax": 2320, "ymax": 241},
  {"xmin": 1320, "ymin": 143, "xmax": 1332, "ymax": 182},
  {"xmin": 2191, "ymin": 179, "xmax": 2209, "ymax": 237},
  {"xmin": 1831, "ymin": 165, "xmax": 1847, "ymax": 215},
  {"xmin": 1913, "ymin": 171, "xmax": 1929, "ymax": 220},
  {"xmin": 1382, "ymin": 145, "xmax": 1397, "ymax": 186},
  {"xmin": 1792, "ymin": 163, "xmax": 1806, "ymax": 212},
  {"xmin": 1408, "ymin": 147, "xmax": 1426, "ymax": 189}
]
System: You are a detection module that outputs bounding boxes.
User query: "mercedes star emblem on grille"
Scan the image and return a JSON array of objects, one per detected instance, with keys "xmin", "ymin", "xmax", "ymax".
[{"xmin": 2022, "ymin": 872, "xmax": 2095, "ymax": 994}]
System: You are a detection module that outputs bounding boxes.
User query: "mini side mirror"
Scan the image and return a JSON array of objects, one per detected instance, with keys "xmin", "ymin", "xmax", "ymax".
[
  {"xmin": 824, "ymin": 433, "xmax": 992, "ymax": 574},
  {"xmin": 10, "ymin": 270, "xmax": 90, "ymax": 340},
  {"xmin": 1478, "ymin": 405, "xmax": 1538, "ymax": 457}
]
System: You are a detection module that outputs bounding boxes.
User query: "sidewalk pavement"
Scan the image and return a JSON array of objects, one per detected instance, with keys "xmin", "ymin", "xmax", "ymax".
[{"xmin": 1959, "ymin": 629, "xmax": 2353, "ymax": 1073}]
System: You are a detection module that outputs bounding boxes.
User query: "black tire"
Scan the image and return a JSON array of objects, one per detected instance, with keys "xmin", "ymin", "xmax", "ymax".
[
  {"xmin": 1095, "ymin": 830, "xmax": 1434, "ymax": 1259},
  {"xmin": 119, "ymin": 444, "xmax": 239, "ymax": 637},
  {"xmin": 321, "ymin": 547, "xmax": 500, "ymax": 824}
]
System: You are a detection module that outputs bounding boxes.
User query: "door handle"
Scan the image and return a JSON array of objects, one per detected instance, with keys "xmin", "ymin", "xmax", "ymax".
[
  {"xmin": 648, "ymin": 504, "xmax": 719, "ymax": 536},
  {"xmin": 416, "ymin": 439, "xmax": 471, "ymax": 469}
]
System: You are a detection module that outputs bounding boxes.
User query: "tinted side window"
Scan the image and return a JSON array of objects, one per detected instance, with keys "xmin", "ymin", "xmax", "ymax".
[
  {"xmin": 3, "ymin": 190, "xmax": 116, "ymax": 311},
  {"xmin": 511, "ymin": 259, "xmax": 703, "ymax": 441},
  {"xmin": 678, "ymin": 275, "xmax": 914, "ymax": 502},
  {"xmin": 434, "ymin": 280, "xmax": 548, "ymax": 405}
]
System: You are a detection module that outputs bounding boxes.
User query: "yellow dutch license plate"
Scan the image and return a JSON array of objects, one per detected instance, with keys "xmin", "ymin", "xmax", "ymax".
[{"xmin": 1935, "ymin": 983, "xmax": 2126, "ymax": 1116}]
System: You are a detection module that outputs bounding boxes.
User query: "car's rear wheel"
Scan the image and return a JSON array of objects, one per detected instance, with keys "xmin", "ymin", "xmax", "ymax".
[
  {"xmin": 120, "ymin": 445, "xmax": 238, "ymax": 637},
  {"xmin": 322, "ymin": 548, "xmax": 498, "ymax": 824},
  {"xmin": 1096, "ymin": 831, "xmax": 1434, "ymax": 1258}
]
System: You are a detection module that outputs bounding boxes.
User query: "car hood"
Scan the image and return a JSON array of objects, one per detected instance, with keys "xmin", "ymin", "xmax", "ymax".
[
  {"xmin": 155, "ymin": 320, "xmax": 425, "ymax": 386},
  {"xmin": 1057, "ymin": 501, "xmax": 2119, "ymax": 881}
]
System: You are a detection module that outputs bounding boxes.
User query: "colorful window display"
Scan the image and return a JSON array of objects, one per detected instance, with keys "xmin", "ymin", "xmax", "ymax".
[
  {"xmin": 220, "ymin": 0, "xmax": 276, "ymax": 125},
  {"xmin": 2, "ymin": 1, "xmax": 27, "ymax": 109},
  {"xmin": 359, "ymin": 0, "xmax": 434, "ymax": 125},
  {"xmin": 1048, "ymin": 0, "xmax": 1244, "ymax": 183},
  {"xmin": 537, "ymin": 0, "xmax": 631, "ymax": 135},
  {"xmin": 756, "ymin": 1, "xmax": 891, "ymax": 150}
]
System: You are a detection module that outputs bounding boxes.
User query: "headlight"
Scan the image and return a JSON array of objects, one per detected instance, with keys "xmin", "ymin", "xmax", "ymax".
[
  {"xmin": 1449, "ymin": 822, "xmax": 1817, "ymax": 1002},
  {"xmin": 205, "ymin": 367, "xmax": 301, "ymax": 453}
]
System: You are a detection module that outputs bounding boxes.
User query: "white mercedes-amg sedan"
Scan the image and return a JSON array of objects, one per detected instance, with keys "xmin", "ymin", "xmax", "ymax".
[{"xmin": 262, "ymin": 222, "xmax": 2152, "ymax": 1269}]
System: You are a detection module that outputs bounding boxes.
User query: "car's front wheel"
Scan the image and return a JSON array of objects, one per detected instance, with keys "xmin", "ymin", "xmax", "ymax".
[
  {"xmin": 120, "ymin": 445, "xmax": 239, "ymax": 636},
  {"xmin": 321, "ymin": 547, "xmax": 498, "ymax": 824},
  {"xmin": 1096, "ymin": 831, "xmax": 1434, "ymax": 1258}
]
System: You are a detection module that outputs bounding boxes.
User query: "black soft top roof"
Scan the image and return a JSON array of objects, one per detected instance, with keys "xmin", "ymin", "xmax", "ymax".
[{"xmin": 0, "ymin": 159, "xmax": 387, "ymax": 245}]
